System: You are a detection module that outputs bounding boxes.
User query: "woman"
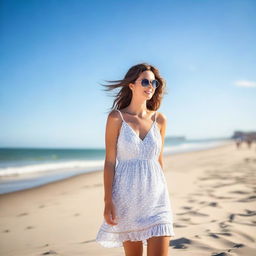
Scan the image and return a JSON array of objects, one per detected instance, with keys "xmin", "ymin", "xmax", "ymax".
[{"xmin": 96, "ymin": 63, "xmax": 175, "ymax": 256}]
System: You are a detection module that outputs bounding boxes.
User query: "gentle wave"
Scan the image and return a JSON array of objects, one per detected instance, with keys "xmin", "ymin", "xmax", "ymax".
[{"xmin": 0, "ymin": 159, "xmax": 104, "ymax": 177}]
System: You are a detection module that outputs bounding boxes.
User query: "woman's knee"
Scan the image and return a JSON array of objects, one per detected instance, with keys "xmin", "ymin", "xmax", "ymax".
[
  {"xmin": 147, "ymin": 236, "xmax": 170, "ymax": 256},
  {"xmin": 123, "ymin": 240, "xmax": 143, "ymax": 256}
]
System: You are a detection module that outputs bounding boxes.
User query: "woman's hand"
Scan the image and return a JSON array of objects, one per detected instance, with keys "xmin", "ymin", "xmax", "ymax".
[{"xmin": 104, "ymin": 200, "xmax": 118, "ymax": 225}]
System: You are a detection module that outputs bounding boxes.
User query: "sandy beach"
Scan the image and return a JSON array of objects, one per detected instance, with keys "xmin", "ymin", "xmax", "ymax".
[{"xmin": 0, "ymin": 142, "xmax": 255, "ymax": 256}]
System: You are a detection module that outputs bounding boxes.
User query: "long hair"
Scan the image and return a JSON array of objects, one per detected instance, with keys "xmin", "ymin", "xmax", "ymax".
[{"xmin": 100, "ymin": 63, "xmax": 167, "ymax": 113}]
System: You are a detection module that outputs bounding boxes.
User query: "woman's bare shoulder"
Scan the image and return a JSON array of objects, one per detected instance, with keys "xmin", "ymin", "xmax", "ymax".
[
  {"xmin": 156, "ymin": 111, "xmax": 167, "ymax": 124},
  {"xmin": 106, "ymin": 109, "xmax": 123, "ymax": 128},
  {"xmin": 108, "ymin": 109, "xmax": 121, "ymax": 120}
]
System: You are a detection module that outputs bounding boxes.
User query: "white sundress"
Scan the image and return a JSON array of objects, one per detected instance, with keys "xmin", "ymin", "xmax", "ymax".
[{"xmin": 96, "ymin": 108, "xmax": 175, "ymax": 248}]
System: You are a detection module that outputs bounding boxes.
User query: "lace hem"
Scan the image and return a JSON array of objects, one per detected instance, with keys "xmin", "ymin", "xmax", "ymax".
[{"xmin": 96, "ymin": 222, "xmax": 175, "ymax": 248}]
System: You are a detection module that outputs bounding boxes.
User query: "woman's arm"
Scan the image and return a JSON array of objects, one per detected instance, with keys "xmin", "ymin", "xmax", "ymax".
[
  {"xmin": 103, "ymin": 110, "xmax": 121, "ymax": 203},
  {"xmin": 157, "ymin": 112, "xmax": 167, "ymax": 170}
]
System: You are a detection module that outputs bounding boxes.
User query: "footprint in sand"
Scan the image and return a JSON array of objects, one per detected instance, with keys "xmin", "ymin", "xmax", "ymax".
[
  {"xmin": 229, "ymin": 190, "xmax": 250, "ymax": 195},
  {"xmin": 208, "ymin": 232, "xmax": 220, "ymax": 239},
  {"xmin": 181, "ymin": 206, "xmax": 193, "ymax": 210},
  {"xmin": 208, "ymin": 193, "xmax": 234, "ymax": 200},
  {"xmin": 228, "ymin": 213, "xmax": 235, "ymax": 222},
  {"xmin": 238, "ymin": 209, "xmax": 256, "ymax": 217},
  {"xmin": 25, "ymin": 226, "xmax": 35, "ymax": 230},
  {"xmin": 41, "ymin": 250, "xmax": 58, "ymax": 255},
  {"xmin": 178, "ymin": 217, "xmax": 191, "ymax": 222},
  {"xmin": 213, "ymin": 182, "xmax": 238, "ymax": 189},
  {"xmin": 187, "ymin": 199, "xmax": 197, "ymax": 203},
  {"xmin": 17, "ymin": 212, "xmax": 29, "ymax": 217},
  {"xmin": 80, "ymin": 239, "xmax": 96, "ymax": 244},
  {"xmin": 229, "ymin": 210, "xmax": 256, "ymax": 226},
  {"xmin": 212, "ymin": 252, "xmax": 229, "ymax": 256},
  {"xmin": 212, "ymin": 243, "xmax": 245, "ymax": 256},
  {"xmin": 208, "ymin": 201, "xmax": 218, "ymax": 207},
  {"xmin": 237, "ymin": 195, "xmax": 256, "ymax": 202},
  {"xmin": 208, "ymin": 232, "xmax": 232, "ymax": 239},
  {"xmin": 170, "ymin": 237, "xmax": 191, "ymax": 249},
  {"xmin": 219, "ymin": 221, "xmax": 231, "ymax": 230},
  {"xmin": 173, "ymin": 223, "xmax": 187, "ymax": 228},
  {"xmin": 177, "ymin": 210, "xmax": 209, "ymax": 217},
  {"xmin": 196, "ymin": 200, "xmax": 219, "ymax": 206},
  {"xmin": 227, "ymin": 243, "xmax": 244, "ymax": 252},
  {"xmin": 228, "ymin": 209, "xmax": 256, "ymax": 225}
]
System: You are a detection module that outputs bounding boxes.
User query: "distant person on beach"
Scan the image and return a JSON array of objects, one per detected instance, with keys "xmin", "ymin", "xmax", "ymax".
[
  {"xmin": 235, "ymin": 137, "xmax": 242, "ymax": 149},
  {"xmin": 235, "ymin": 135, "xmax": 255, "ymax": 150},
  {"xmin": 245, "ymin": 136, "xmax": 253, "ymax": 149},
  {"xmin": 96, "ymin": 63, "xmax": 175, "ymax": 256}
]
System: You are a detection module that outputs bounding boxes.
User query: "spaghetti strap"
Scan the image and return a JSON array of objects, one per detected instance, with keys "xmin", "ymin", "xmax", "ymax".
[
  {"xmin": 154, "ymin": 111, "xmax": 157, "ymax": 122},
  {"xmin": 116, "ymin": 109, "xmax": 124, "ymax": 121}
]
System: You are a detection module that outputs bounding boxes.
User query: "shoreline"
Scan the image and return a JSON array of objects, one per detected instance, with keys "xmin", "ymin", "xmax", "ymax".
[
  {"xmin": 1, "ymin": 142, "xmax": 256, "ymax": 255},
  {"xmin": 0, "ymin": 140, "xmax": 233, "ymax": 195}
]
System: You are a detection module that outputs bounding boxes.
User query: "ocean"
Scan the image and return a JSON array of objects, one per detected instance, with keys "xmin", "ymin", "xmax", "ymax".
[{"xmin": 0, "ymin": 137, "xmax": 233, "ymax": 194}]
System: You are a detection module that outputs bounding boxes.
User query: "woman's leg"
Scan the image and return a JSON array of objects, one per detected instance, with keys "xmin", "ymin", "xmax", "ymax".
[
  {"xmin": 123, "ymin": 240, "xmax": 143, "ymax": 256},
  {"xmin": 147, "ymin": 236, "xmax": 171, "ymax": 256}
]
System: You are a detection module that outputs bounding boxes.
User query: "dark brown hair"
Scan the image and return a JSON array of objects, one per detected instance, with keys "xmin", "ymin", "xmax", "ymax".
[{"xmin": 100, "ymin": 63, "xmax": 167, "ymax": 113}]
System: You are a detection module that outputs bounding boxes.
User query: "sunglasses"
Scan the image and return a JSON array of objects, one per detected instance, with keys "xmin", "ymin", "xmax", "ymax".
[{"xmin": 138, "ymin": 78, "xmax": 159, "ymax": 89}]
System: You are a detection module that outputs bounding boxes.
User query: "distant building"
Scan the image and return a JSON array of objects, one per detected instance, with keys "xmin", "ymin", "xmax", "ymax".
[{"xmin": 231, "ymin": 131, "xmax": 256, "ymax": 141}]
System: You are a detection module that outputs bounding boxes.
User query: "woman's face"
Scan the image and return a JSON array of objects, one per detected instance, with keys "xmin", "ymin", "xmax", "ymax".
[{"xmin": 129, "ymin": 70, "xmax": 156, "ymax": 99}]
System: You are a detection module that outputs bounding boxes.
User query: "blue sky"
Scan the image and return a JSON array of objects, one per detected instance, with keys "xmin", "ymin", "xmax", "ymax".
[{"xmin": 0, "ymin": 0, "xmax": 255, "ymax": 148}]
